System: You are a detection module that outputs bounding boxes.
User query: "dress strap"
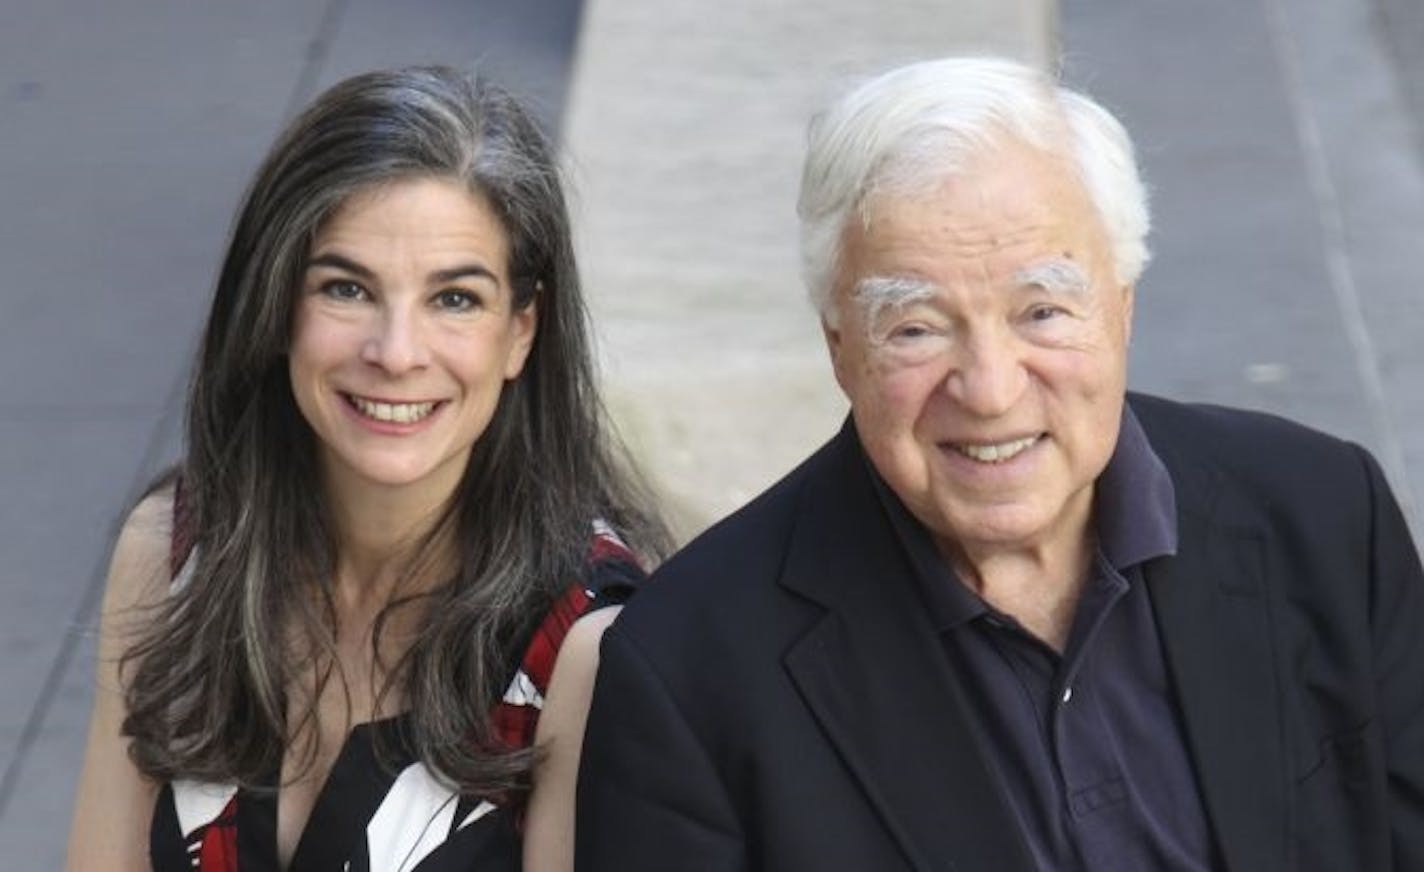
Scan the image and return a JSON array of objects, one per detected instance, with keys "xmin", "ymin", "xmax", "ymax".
[{"xmin": 490, "ymin": 524, "xmax": 647, "ymax": 752}]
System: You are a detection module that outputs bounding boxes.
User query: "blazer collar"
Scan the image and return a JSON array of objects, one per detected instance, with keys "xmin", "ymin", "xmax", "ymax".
[
  {"xmin": 779, "ymin": 421, "xmax": 1037, "ymax": 872},
  {"xmin": 1141, "ymin": 422, "xmax": 1290, "ymax": 872}
]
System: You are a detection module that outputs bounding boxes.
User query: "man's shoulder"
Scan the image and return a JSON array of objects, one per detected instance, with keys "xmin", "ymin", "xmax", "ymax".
[
  {"xmin": 613, "ymin": 428, "xmax": 850, "ymax": 642},
  {"xmin": 1131, "ymin": 392, "xmax": 1355, "ymax": 456},
  {"xmin": 1129, "ymin": 391, "xmax": 1368, "ymax": 507}
]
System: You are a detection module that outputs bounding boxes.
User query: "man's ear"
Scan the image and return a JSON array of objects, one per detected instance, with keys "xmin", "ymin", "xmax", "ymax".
[
  {"xmin": 822, "ymin": 315, "xmax": 851, "ymax": 394},
  {"xmin": 1121, "ymin": 283, "xmax": 1135, "ymax": 346}
]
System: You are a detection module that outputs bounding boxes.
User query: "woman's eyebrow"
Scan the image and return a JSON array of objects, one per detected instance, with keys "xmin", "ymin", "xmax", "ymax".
[
  {"xmin": 306, "ymin": 253, "xmax": 500, "ymax": 286},
  {"xmin": 306, "ymin": 252, "xmax": 375, "ymax": 279},
  {"xmin": 429, "ymin": 263, "xmax": 500, "ymax": 285}
]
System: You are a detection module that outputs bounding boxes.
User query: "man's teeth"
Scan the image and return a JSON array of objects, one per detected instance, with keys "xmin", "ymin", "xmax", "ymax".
[
  {"xmin": 955, "ymin": 435, "xmax": 1039, "ymax": 463},
  {"xmin": 350, "ymin": 396, "xmax": 437, "ymax": 423}
]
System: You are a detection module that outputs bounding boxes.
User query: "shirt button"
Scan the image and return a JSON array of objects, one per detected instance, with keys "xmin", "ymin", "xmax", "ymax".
[{"xmin": 1061, "ymin": 686, "xmax": 1073, "ymax": 704}]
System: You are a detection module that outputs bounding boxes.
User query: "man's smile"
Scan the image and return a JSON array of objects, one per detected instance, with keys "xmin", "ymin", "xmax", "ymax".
[{"xmin": 945, "ymin": 433, "xmax": 1044, "ymax": 463}]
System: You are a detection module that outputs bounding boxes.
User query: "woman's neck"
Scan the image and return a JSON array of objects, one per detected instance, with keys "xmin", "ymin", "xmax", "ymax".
[{"xmin": 319, "ymin": 470, "xmax": 457, "ymax": 605}]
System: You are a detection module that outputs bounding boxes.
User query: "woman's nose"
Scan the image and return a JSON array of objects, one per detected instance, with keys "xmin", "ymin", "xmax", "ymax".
[{"xmin": 361, "ymin": 307, "xmax": 431, "ymax": 373}]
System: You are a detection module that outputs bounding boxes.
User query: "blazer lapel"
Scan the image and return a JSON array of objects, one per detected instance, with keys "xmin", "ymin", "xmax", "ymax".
[
  {"xmin": 779, "ymin": 426, "xmax": 1036, "ymax": 872},
  {"xmin": 1146, "ymin": 466, "xmax": 1289, "ymax": 872}
]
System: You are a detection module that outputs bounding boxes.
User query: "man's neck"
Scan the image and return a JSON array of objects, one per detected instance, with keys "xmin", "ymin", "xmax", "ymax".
[{"xmin": 939, "ymin": 507, "xmax": 1096, "ymax": 653}]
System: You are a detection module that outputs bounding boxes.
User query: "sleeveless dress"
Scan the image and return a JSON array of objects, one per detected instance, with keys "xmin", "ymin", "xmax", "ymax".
[{"xmin": 147, "ymin": 490, "xmax": 644, "ymax": 871}]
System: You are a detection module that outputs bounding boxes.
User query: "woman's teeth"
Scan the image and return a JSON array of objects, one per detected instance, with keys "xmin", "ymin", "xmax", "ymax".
[{"xmin": 350, "ymin": 396, "xmax": 437, "ymax": 423}]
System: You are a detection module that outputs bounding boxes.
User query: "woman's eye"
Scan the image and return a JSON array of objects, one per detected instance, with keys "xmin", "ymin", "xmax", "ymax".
[
  {"xmin": 435, "ymin": 289, "xmax": 480, "ymax": 312},
  {"xmin": 321, "ymin": 280, "xmax": 367, "ymax": 301}
]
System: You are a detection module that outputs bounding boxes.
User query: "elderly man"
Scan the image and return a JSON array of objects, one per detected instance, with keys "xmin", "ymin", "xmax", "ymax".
[{"xmin": 575, "ymin": 58, "xmax": 1424, "ymax": 871}]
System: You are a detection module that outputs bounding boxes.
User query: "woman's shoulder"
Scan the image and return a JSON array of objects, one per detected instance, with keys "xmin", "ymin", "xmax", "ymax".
[
  {"xmin": 489, "ymin": 523, "xmax": 646, "ymax": 750},
  {"xmin": 106, "ymin": 478, "xmax": 180, "ymax": 616},
  {"xmin": 528, "ymin": 524, "xmax": 645, "ymax": 680}
]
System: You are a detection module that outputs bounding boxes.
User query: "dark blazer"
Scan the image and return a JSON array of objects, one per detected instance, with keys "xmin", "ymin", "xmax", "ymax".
[{"xmin": 576, "ymin": 394, "xmax": 1424, "ymax": 871}]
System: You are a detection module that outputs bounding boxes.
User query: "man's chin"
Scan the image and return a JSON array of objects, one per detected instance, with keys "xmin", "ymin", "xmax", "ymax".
[{"xmin": 927, "ymin": 500, "xmax": 1068, "ymax": 554}]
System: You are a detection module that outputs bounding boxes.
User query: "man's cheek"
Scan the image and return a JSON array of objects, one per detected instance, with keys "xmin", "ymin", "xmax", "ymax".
[{"xmin": 871, "ymin": 371, "xmax": 938, "ymax": 421}]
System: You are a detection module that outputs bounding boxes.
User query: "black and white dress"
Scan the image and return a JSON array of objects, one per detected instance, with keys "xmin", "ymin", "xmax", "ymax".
[{"xmin": 147, "ymin": 509, "xmax": 642, "ymax": 871}]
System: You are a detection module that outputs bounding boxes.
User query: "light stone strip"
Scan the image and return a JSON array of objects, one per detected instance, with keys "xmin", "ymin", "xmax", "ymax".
[
  {"xmin": 1261, "ymin": 0, "xmax": 1424, "ymax": 525},
  {"xmin": 563, "ymin": 0, "xmax": 1054, "ymax": 538}
]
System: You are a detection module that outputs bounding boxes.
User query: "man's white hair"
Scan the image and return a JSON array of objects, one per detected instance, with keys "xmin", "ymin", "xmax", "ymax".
[{"xmin": 797, "ymin": 57, "xmax": 1151, "ymax": 322}]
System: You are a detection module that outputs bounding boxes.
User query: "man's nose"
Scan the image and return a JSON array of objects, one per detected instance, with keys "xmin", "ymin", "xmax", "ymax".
[
  {"xmin": 944, "ymin": 332, "xmax": 1027, "ymax": 417},
  {"xmin": 361, "ymin": 306, "xmax": 430, "ymax": 373}
]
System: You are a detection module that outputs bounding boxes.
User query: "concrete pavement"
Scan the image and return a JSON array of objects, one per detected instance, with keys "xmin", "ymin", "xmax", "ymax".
[
  {"xmin": 1061, "ymin": 0, "xmax": 1424, "ymax": 525},
  {"xmin": 573, "ymin": 0, "xmax": 1424, "ymax": 539},
  {"xmin": 568, "ymin": 0, "xmax": 1054, "ymax": 535},
  {"xmin": 4, "ymin": 0, "xmax": 1424, "ymax": 865}
]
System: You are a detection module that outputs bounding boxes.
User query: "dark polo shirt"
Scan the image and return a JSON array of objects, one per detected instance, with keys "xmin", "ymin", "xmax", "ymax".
[{"xmin": 869, "ymin": 406, "xmax": 1218, "ymax": 871}]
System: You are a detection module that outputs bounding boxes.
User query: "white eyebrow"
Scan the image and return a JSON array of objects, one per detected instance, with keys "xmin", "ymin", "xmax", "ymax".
[
  {"xmin": 1013, "ymin": 259, "xmax": 1091, "ymax": 296},
  {"xmin": 852, "ymin": 275, "xmax": 938, "ymax": 321}
]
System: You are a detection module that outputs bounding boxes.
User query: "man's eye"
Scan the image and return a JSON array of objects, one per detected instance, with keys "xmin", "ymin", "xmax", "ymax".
[
  {"xmin": 322, "ymin": 280, "xmax": 367, "ymax": 301},
  {"xmin": 889, "ymin": 323, "xmax": 932, "ymax": 341},
  {"xmin": 435, "ymin": 289, "xmax": 480, "ymax": 312},
  {"xmin": 1027, "ymin": 304, "xmax": 1066, "ymax": 322}
]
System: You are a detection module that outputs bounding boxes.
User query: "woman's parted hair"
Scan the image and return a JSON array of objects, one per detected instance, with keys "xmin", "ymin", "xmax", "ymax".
[
  {"xmin": 121, "ymin": 66, "xmax": 668, "ymax": 796},
  {"xmin": 797, "ymin": 56, "xmax": 1151, "ymax": 321}
]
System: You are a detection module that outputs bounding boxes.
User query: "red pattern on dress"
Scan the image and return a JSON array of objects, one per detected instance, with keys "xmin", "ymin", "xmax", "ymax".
[
  {"xmin": 193, "ymin": 796, "xmax": 238, "ymax": 871},
  {"xmin": 492, "ymin": 530, "xmax": 637, "ymax": 750}
]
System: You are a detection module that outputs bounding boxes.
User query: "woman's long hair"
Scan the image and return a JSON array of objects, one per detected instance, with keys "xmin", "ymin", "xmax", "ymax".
[{"xmin": 119, "ymin": 67, "xmax": 669, "ymax": 797}]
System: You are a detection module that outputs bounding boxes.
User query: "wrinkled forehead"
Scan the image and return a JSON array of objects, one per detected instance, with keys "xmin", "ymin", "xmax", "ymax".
[{"xmin": 836, "ymin": 142, "xmax": 1109, "ymax": 308}]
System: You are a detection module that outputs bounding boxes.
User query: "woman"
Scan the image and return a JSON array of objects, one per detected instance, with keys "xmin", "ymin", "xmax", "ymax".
[{"xmin": 67, "ymin": 67, "xmax": 668, "ymax": 871}]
